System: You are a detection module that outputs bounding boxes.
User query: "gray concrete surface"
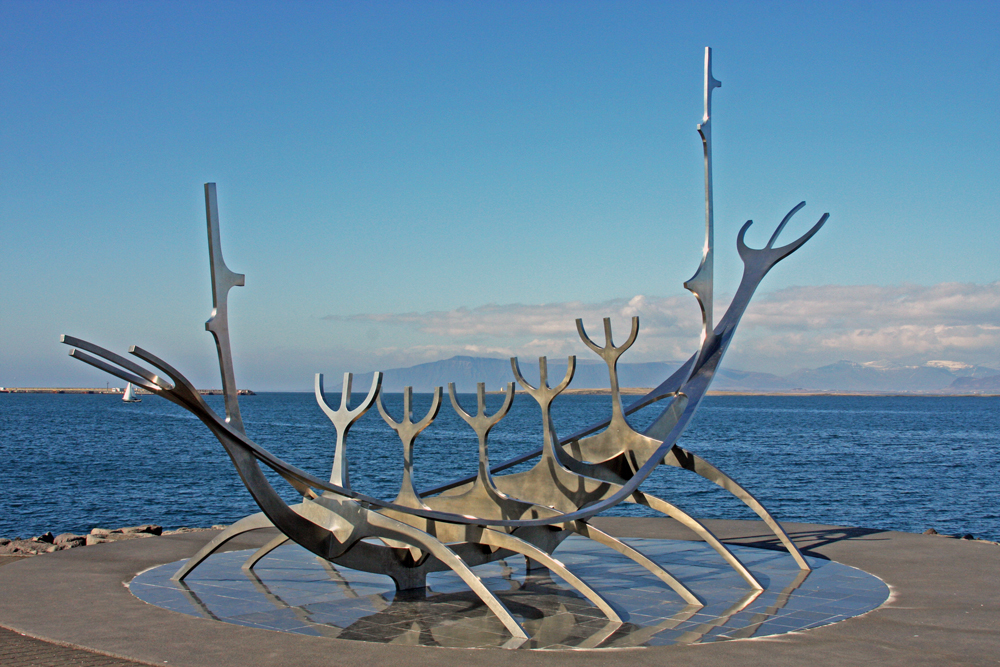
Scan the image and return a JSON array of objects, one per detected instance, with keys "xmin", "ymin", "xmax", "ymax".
[
  {"xmin": 0, "ymin": 519, "xmax": 996, "ymax": 666},
  {"xmin": 0, "ymin": 556, "xmax": 149, "ymax": 667}
]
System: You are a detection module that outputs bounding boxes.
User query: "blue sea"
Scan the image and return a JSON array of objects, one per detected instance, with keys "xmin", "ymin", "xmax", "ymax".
[{"xmin": 1, "ymin": 392, "xmax": 998, "ymax": 542}]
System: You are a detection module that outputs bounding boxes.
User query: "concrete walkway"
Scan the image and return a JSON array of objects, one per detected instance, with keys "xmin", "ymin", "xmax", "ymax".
[
  {"xmin": 0, "ymin": 519, "xmax": 997, "ymax": 666},
  {"xmin": 0, "ymin": 557, "xmax": 148, "ymax": 666}
]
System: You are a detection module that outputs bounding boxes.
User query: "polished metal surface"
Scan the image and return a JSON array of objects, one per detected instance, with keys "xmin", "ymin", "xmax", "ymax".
[
  {"xmin": 61, "ymin": 49, "xmax": 830, "ymax": 646},
  {"xmin": 684, "ymin": 46, "xmax": 722, "ymax": 346},
  {"xmin": 203, "ymin": 183, "xmax": 246, "ymax": 435},
  {"xmin": 130, "ymin": 537, "xmax": 888, "ymax": 650}
]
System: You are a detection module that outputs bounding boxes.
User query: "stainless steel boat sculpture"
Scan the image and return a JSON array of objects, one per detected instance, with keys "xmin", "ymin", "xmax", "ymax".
[{"xmin": 61, "ymin": 48, "xmax": 828, "ymax": 645}]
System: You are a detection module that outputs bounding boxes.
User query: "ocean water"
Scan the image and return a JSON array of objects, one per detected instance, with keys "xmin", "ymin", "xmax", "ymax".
[{"xmin": 1, "ymin": 392, "xmax": 997, "ymax": 541}]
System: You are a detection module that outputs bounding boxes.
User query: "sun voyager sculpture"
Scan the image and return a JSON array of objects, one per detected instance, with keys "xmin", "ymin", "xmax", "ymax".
[{"xmin": 63, "ymin": 49, "xmax": 829, "ymax": 646}]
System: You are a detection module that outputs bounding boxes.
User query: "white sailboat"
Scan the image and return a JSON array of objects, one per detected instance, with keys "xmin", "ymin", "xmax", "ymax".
[{"xmin": 122, "ymin": 382, "xmax": 141, "ymax": 403}]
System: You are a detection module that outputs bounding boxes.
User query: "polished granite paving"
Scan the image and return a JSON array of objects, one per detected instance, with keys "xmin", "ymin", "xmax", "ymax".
[{"xmin": 129, "ymin": 536, "xmax": 888, "ymax": 650}]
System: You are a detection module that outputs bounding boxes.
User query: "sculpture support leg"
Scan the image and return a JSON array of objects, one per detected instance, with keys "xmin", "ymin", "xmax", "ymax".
[
  {"xmin": 568, "ymin": 521, "xmax": 704, "ymax": 606},
  {"xmin": 363, "ymin": 512, "xmax": 529, "ymax": 641},
  {"xmin": 472, "ymin": 527, "xmax": 623, "ymax": 623},
  {"xmin": 172, "ymin": 512, "xmax": 276, "ymax": 581},
  {"xmin": 242, "ymin": 534, "xmax": 291, "ymax": 571},
  {"xmin": 628, "ymin": 491, "xmax": 763, "ymax": 589},
  {"xmin": 665, "ymin": 446, "xmax": 811, "ymax": 571}
]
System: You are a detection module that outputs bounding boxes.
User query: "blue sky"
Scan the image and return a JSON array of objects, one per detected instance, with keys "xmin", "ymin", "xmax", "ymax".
[{"xmin": 2, "ymin": 1, "xmax": 998, "ymax": 390}]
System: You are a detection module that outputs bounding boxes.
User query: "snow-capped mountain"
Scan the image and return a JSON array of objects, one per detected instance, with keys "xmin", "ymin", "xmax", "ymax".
[{"xmin": 376, "ymin": 357, "xmax": 1000, "ymax": 393}]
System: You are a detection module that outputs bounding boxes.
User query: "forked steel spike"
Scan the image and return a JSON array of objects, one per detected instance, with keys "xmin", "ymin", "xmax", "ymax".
[
  {"xmin": 378, "ymin": 387, "xmax": 443, "ymax": 506},
  {"xmin": 575, "ymin": 316, "xmax": 639, "ymax": 424},
  {"xmin": 511, "ymin": 356, "xmax": 580, "ymax": 473},
  {"xmin": 316, "ymin": 371, "xmax": 382, "ymax": 489},
  {"xmin": 766, "ymin": 201, "xmax": 805, "ymax": 248},
  {"xmin": 511, "ymin": 356, "xmax": 576, "ymax": 400},
  {"xmin": 449, "ymin": 382, "xmax": 514, "ymax": 431},
  {"xmin": 737, "ymin": 202, "xmax": 829, "ymax": 274},
  {"xmin": 489, "ymin": 361, "xmax": 761, "ymax": 593},
  {"xmin": 377, "ymin": 386, "xmax": 442, "ymax": 437},
  {"xmin": 576, "ymin": 316, "xmax": 639, "ymax": 363},
  {"xmin": 449, "ymin": 382, "xmax": 515, "ymax": 489}
]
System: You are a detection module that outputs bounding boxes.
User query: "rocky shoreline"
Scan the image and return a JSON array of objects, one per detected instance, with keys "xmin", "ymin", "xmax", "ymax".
[
  {"xmin": 2, "ymin": 524, "xmax": 995, "ymax": 559},
  {"xmin": 0, "ymin": 524, "xmax": 226, "ymax": 557}
]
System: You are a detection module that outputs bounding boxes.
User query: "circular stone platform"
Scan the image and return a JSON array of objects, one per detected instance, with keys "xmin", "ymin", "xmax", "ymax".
[
  {"xmin": 0, "ymin": 518, "xmax": 997, "ymax": 666},
  {"xmin": 131, "ymin": 537, "xmax": 885, "ymax": 650}
]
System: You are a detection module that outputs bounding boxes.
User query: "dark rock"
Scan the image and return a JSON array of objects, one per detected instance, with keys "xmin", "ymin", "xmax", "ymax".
[
  {"xmin": 120, "ymin": 524, "xmax": 162, "ymax": 536},
  {"xmin": 0, "ymin": 538, "xmax": 9, "ymax": 546},
  {"xmin": 923, "ymin": 528, "xmax": 938, "ymax": 535},
  {"xmin": 33, "ymin": 531, "xmax": 55, "ymax": 543},
  {"xmin": 962, "ymin": 534, "xmax": 975, "ymax": 540}
]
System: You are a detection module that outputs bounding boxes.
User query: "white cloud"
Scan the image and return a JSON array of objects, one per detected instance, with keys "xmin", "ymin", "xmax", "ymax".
[
  {"xmin": 326, "ymin": 294, "xmax": 696, "ymax": 339},
  {"xmin": 327, "ymin": 282, "xmax": 1000, "ymax": 372},
  {"xmin": 732, "ymin": 282, "xmax": 1000, "ymax": 369},
  {"xmin": 326, "ymin": 294, "xmax": 704, "ymax": 365},
  {"xmin": 742, "ymin": 282, "xmax": 1000, "ymax": 330}
]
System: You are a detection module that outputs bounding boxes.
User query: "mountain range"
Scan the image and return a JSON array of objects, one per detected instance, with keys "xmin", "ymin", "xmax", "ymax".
[{"xmin": 378, "ymin": 356, "xmax": 1000, "ymax": 394}]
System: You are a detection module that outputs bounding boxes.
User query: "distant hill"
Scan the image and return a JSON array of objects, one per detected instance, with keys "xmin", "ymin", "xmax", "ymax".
[
  {"xmin": 949, "ymin": 375, "xmax": 1000, "ymax": 392},
  {"xmin": 380, "ymin": 356, "xmax": 682, "ymax": 393},
  {"xmin": 783, "ymin": 361, "xmax": 999, "ymax": 392},
  {"xmin": 785, "ymin": 361, "xmax": 953, "ymax": 392},
  {"xmin": 377, "ymin": 356, "xmax": 999, "ymax": 394},
  {"xmin": 712, "ymin": 369, "xmax": 795, "ymax": 391}
]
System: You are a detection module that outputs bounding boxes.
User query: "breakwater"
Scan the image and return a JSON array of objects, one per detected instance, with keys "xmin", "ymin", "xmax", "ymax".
[{"xmin": 0, "ymin": 387, "xmax": 255, "ymax": 395}]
